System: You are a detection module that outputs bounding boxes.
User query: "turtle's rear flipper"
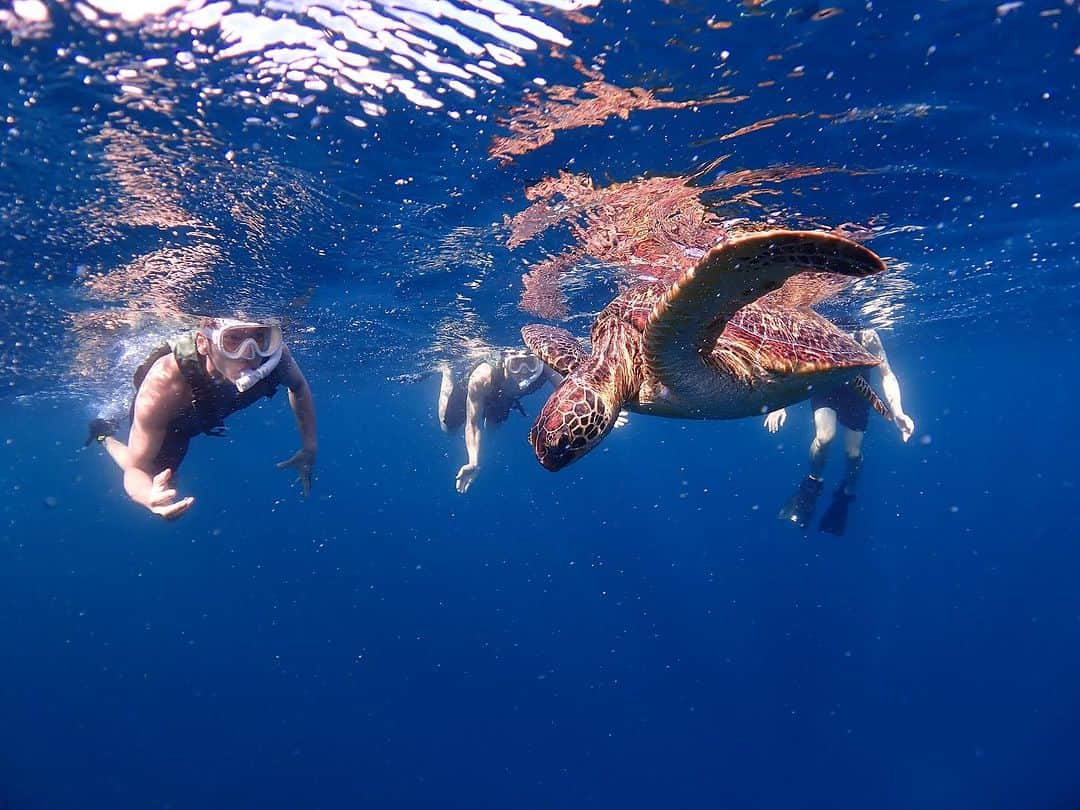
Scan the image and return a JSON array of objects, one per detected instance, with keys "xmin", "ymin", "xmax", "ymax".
[
  {"xmin": 818, "ymin": 488, "xmax": 855, "ymax": 536},
  {"xmin": 522, "ymin": 324, "xmax": 589, "ymax": 376},
  {"xmin": 643, "ymin": 230, "xmax": 885, "ymax": 394},
  {"xmin": 759, "ymin": 270, "xmax": 856, "ymax": 309},
  {"xmin": 778, "ymin": 475, "xmax": 824, "ymax": 529},
  {"xmin": 850, "ymin": 374, "xmax": 893, "ymax": 423}
]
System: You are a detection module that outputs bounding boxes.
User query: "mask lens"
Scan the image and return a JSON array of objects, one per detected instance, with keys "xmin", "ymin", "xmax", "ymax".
[
  {"xmin": 507, "ymin": 355, "xmax": 536, "ymax": 376},
  {"xmin": 218, "ymin": 325, "xmax": 280, "ymax": 358},
  {"xmin": 219, "ymin": 328, "xmax": 251, "ymax": 354}
]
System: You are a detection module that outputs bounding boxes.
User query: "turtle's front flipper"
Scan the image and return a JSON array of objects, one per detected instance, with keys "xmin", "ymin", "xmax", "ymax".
[
  {"xmin": 850, "ymin": 374, "xmax": 893, "ymax": 423},
  {"xmin": 522, "ymin": 324, "xmax": 589, "ymax": 375},
  {"xmin": 643, "ymin": 230, "xmax": 885, "ymax": 393}
]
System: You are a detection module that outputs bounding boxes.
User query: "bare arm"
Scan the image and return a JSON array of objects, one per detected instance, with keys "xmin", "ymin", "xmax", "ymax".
[
  {"xmin": 456, "ymin": 363, "xmax": 494, "ymax": 494},
  {"xmin": 861, "ymin": 330, "xmax": 915, "ymax": 441},
  {"xmin": 280, "ymin": 347, "xmax": 318, "ymax": 452},
  {"xmin": 103, "ymin": 355, "xmax": 194, "ymax": 519},
  {"xmin": 275, "ymin": 346, "xmax": 318, "ymax": 496}
]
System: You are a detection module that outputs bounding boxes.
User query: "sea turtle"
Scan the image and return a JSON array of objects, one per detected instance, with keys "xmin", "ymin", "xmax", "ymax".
[{"xmin": 522, "ymin": 229, "xmax": 893, "ymax": 471}]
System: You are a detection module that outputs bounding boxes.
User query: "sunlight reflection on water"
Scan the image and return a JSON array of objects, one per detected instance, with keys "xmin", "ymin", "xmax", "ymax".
[{"xmin": 3, "ymin": 0, "xmax": 596, "ymax": 122}]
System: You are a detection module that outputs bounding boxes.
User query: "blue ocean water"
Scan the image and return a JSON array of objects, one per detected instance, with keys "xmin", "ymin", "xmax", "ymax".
[{"xmin": 2, "ymin": 1, "xmax": 1079, "ymax": 808}]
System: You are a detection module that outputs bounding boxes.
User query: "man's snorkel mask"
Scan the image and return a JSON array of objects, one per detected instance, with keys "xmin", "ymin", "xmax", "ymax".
[
  {"xmin": 202, "ymin": 319, "xmax": 283, "ymax": 393},
  {"xmin": 504, "ymin": 351, "xmax": 544, "ymax": 392}
]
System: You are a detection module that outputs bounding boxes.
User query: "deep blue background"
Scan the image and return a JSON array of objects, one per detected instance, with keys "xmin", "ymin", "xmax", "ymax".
[
  {"xmin": 2, "ymin": 1, "xmax": 1080, "ymax": 808},
  {"xmin": 4, "ymin": 327, "xmax": 1079, "ymax": 808}
]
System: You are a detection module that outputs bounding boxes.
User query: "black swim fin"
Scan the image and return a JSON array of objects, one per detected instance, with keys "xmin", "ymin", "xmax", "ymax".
[
  {"xmin": 778, "ymin": 475, "xmax": 823, "ymax": 529},
  {"xmin": 818, "ymin": 488, "xmax": 855, "ymax": 536}
]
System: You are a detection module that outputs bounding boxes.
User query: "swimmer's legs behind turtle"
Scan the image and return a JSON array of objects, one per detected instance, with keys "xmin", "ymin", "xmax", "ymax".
[
  {"xmin": 818, "ymin": 454, "xmax": 861, "ymax": 536},
  {"xmin": 778, "ymin": 475, "xmax": 824, "ymax": 529},
  {"xmin": 818, "ymin": 487, "xmax": 855, "ymax": 536},
  {"xmin": 437, "ymin": 362, "xmax": 468, "ymax": 433}
]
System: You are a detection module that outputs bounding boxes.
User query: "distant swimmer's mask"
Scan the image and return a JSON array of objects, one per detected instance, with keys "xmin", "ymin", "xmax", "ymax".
[
  {"xmin": 504, "ymin": 351, "xmax": 543, "ymax": 391},
  {"xmin": 203, "ymin": 319, "xmax": 284, "ymax": 393}
]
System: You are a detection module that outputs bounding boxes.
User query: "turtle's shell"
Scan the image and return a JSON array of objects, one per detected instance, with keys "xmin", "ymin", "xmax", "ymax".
[
  {"xmin": 522, "ymin": 230, "xmax": 889, "ymax": 470},
  {"xmin": 617, "ymin": 231, "xmax": 884, "ymax": 417}
]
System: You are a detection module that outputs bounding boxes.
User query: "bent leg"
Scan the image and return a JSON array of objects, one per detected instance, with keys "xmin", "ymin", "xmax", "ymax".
[
  {"xmin": 809, "ymin": 407, "xmax": 837, "ymax": 479},
  {"xmin": 779, "ymin": 411, "xmax": 832, "ymax": 527},
  {"xmin": 840, "ymin": 428, "xmax": 865, "ymax": 495},
  {"xmin": 437, "ymin": 364, "xmax": 454, "ymax": 433}
]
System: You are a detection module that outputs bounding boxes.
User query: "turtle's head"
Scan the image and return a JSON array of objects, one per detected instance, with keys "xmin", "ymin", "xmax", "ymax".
[{"xmin": 529, "ymin": 377, "xmax": 613, "ymax": 471}]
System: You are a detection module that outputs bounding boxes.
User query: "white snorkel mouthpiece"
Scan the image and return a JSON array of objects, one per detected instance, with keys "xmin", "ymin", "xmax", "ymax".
[
  {"xmin": 518, "ymin": 361, "xmax": 544, "ymax": 391},
  {"xmin": 234, "ymin": 344, "xmax": 282, "ymax": 392},
  {"xmin": 504, "ymin": 351, "xmax": 543, "ymax": 392}
]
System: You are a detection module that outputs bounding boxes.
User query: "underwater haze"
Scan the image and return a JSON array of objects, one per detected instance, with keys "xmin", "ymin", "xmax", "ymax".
[{"xmin": 2, "ymin": 1, "xmax": 1079, "ymax": 807}]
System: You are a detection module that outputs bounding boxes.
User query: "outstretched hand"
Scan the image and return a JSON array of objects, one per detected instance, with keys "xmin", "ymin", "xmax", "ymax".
[
  {"xmin": 764, "ymin": 409, "xmax": 787, "ymax": 433},
  {"xmin": 895, "ymin": 413, "xmax": 915, "ymax": 443},
  {"xmin": 456, "ymin": 463, "xmax": 480, "ymax": 494},
  {"xmin": 148, "ymin": 468, "xmax": 195, "ymax": 520},
  {"xmin": 612, "ymin": 410, "xmax": 630, "ymax": 430},
  {"xmin": 277, "ymin": 448, "xmax": 316, "ymax": 497}
]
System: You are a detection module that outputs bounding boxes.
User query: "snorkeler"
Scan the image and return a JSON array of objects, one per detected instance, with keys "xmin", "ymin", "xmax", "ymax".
[
  {"xmin": 764, "ymin": 328, "xmax": 915, "ymax": 535},
  {"xmin": 87, "ymin": 317, "xmax": 318, "ymax": 520},
  {"xmin": 438, "ymin": 348, "xmax": 559, "ymax": 494}
]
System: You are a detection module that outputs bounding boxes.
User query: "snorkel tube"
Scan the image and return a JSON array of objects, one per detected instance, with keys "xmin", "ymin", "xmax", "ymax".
[
  {"xmin": 502, "ymin": 349, "xmax": 545, "ymax": 392},
  {"xmin": 234, "ymin": 344, "xmax": 282, "ymax": 393},
  {"xmin": 515, "ymin": 357, "xmax": 544, "ymax": 392}
]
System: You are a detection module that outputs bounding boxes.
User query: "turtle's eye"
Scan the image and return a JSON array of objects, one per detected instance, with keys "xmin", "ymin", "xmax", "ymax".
[{"xmin": 538, "ymin": 435, "xmax": 575, "ymax": 471}]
